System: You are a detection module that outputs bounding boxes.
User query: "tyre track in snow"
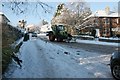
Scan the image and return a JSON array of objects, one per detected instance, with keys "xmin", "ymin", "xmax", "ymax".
[
  {"xmin": 4, "ymin": 39, "xmax": 55, "ymax": 78},
  {"xmin": 33, "ymin": 39, "xmax": 56, "ymax": 78},
  {"xmin": 18, "ymin": 39, "xmax": 56, "ymax": 78},
  {"xmin": 34, "ymin": 39, "xmax": 95, "ymax": 78},
  {"xmin": 37, "ymin": 36, "xmax": 118, "ymax": 55},
  {"xmin": 37, "ymin": 37, "xmax": 114, "ymax": 78},
  {"xmin": 34, "ymin": 38, "xmax": 113, "ymax": 78}
]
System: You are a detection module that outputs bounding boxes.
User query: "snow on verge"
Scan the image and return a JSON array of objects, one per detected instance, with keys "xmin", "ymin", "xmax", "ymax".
[{"xmin": 76, "ymin": 39, "xmax": 118, "ymax": 47}]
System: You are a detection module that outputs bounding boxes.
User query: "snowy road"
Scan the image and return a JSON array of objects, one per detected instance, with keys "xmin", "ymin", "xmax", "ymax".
[{"xmin": 4, "ymin": 37, "xmax": 114, "ymax": 78}]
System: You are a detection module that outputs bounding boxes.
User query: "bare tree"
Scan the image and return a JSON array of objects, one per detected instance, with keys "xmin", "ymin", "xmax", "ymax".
[
  {"xmin": 2, "ymin": 0, "xmax": 53, "ymax": 15},
  {"xmin": 66, "ymin": 1, "xmax": 92, "ymax": 28}
]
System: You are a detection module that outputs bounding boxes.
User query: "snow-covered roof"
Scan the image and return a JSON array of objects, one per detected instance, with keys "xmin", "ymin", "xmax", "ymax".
[
  {"xmin": 94, "ymin": 10, "xmax": 118, "ymax": 17},
  {"xmin": 26, "ymin": 24, "xmax": 36, "ymax": 28},
  {"xmin": 84, "ymin": 10, "xmax": 119, "ymax": 20},
  {"xmin": 0, "ymin": 11, "xmax": 10, "ymax": 23},
  {"xmin": 40, "ymin": 24, "xmax": 52, "ymax": 32},
  {"xmin": 0, "ymin": 12, "xmax": 4, "ymax": 15}
]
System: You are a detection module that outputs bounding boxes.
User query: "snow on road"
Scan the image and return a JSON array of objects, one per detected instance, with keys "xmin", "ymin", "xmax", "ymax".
[
  {"xmin": 4, "ymin": 37, "xmax": 113, "ymax": 78},
  {"xmin": 76, "ymin": 39, "xmax": 118, "ymax": 47}
]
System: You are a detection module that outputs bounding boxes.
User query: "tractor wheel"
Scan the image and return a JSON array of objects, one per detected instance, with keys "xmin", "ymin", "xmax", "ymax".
[
  {"xmin": 49, "ymin": 35, "xmax": 55, "ymax": 41},
  {"xmin": 57, "ymin": 38, "xmax": 63, "ymax": 42}
]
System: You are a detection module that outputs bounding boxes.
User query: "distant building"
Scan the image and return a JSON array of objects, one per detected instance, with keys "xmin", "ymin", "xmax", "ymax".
[
  {"xmin": 0, "ymin": 12, "xmax": 10, "ymax": 24},
  {"xmin": 80, "ymin": 7, "xmax": 120, "ymax": 37},
  {"xmin": 40, "ymin": 24, "xmax": 52, "ymax": 33},
  {"xmin": 25, "ymin": 24, "xmax": 36, "ymax": 33}
]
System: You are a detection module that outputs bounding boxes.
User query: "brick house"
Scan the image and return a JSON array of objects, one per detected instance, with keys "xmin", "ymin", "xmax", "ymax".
[{"xmin": 80, "ymin": 7, "xmax": 120, "ymax": 37}]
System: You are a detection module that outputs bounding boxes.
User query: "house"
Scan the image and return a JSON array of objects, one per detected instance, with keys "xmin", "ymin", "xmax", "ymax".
[
  {"xmin": 40, "ymin": 24, "xmax": 52, "ymax": 33},
  {"xmin": 80, "ymin": 7, "xmax": 120, "ymax": 37},
  {"xmin": 25, "ymin": 24, "xmax": 36, "ymax": 33},
  {"xmin": 0, "ymin": 12, "xmax": 10, "ymax": 24}
]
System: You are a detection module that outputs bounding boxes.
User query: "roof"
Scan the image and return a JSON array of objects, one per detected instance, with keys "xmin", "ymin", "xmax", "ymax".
[
  {"xmin": 0, "ymin": 11, "xmax": 10, "ymax": 22},
  {"xmin": 26, "ymin": 24, "xmax": 35, "ymax": 28},
  {"xmin": 84, "ymin": 10, "xmax": 119, "ymax": 20},
  {"xmin": 94, "ymin": 10, "xmax": 118, "ymax": 17},
  {"xmin": 0, "ymin": 12, "xmax": 4, "ymax": 15},
  {"xmin": 40, "ymin": 24, "xmax": 52, "ymax": 32}
]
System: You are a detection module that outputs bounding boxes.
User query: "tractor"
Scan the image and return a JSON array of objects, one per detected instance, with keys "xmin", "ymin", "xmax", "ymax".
[{"xmin": 46, "ymin": 24, "xmax": 72, "ymax": 42}]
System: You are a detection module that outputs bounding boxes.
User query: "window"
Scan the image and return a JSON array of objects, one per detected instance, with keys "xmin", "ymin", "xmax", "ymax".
[
  {"xmin": 95, "ymin": 19, "xmax": 99, "ymax": 24},
  {"xmin": 105, "ymin": 18, "xmax": 109, "ymax": 24},
  {"xmin": 57, "ymin": 25, "xmax": 65, "ymax": 31}
]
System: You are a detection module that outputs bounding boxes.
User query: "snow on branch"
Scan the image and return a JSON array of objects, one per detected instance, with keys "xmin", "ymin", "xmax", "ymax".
[{"xmin": 2, "ymin": 0, "xmax": 53, "ymax": 15}]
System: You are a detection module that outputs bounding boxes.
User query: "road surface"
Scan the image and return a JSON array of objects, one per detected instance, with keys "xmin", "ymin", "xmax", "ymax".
[{"xmin": 4, "ymin": 36, "xmax": 117, "ymax": 78}]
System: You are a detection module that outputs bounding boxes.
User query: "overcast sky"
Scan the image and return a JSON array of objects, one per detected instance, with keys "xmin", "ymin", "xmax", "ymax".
[{"xmin": 2, "ymin": 0, "xmax": 119, "ymax": 26}]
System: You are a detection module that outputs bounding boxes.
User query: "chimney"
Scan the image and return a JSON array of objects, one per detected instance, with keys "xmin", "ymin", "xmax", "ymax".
[{"xmin": 105, "ymin": 6, "xmax": 110, "ymax": 15}]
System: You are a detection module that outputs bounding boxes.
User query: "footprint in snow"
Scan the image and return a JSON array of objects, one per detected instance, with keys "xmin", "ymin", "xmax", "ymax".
[
  {"xmin": 50, "ymin": 57, "xmax": 54, "ymax": 59},
  {"xmin": 76, "ymin": 53, "xmax": 80, "ymax": 55},
  {"xmin": 76, "ymin": 51, "xmax": 81, "ymax": 52},
  {"xmin": 64, "ymin": 52, "xmax": 70, "ymax": 55}
]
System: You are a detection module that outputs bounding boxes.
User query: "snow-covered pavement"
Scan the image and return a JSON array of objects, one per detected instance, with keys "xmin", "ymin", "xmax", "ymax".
[
  {"xmin": 4, "ymin": 37, "xmax": 113, "ymax": 78},
  {"xmin": 76, "ymin": 39, "xmax": 118, "ymax": 47}
]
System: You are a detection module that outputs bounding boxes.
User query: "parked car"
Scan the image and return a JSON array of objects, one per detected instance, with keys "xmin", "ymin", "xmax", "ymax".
[
  {"xmin": 32, "ymin": 33, "xmax": 37, "ymax": 37},
  {"xmin": 110, "ymin": 51, "xmax": 120, "ymax": 80}
]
